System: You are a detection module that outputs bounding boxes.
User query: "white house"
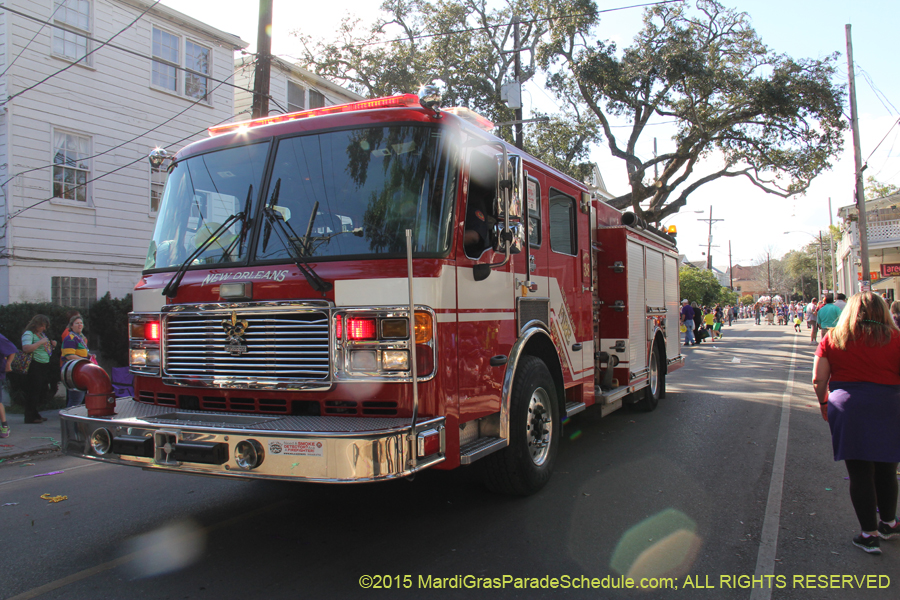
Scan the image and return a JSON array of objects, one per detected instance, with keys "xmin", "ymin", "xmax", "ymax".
[
  {"xmin": 232, "ymin": 55, "xmax": 364, "ymax": 120},
  {"xmin": 0, "ymin": 0, "xmax": 247, "ymax": 308},
  {"xmin": 836, "ymin": 192, "xmax": 900, "ymax": 301}
]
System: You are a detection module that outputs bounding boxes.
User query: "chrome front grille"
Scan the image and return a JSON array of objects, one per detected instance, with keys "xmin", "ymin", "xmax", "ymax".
[{"xmin": 163, "ymin": 309, "xmax": 330, "ymax": 388}]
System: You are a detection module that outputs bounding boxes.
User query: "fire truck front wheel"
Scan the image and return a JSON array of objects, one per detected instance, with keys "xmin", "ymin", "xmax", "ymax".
[{"xmin": 481, "ymin": 356, "xmax": 560, "ymax": 496}]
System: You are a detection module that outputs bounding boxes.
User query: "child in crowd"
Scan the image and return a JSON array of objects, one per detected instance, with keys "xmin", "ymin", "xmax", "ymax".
[{"xmin": 794, "ymin": 315, "xmax": 803, "ymax": 333}]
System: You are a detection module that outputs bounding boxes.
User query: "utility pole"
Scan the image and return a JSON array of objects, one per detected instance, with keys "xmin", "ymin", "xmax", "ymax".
[
  {"xmin": 728, "ymin": 240, "xmax": 733, "ymax": 289},
  {"xmin": 818, "ymin": 231, "xmax": 825, "ymax": 297},
  {"xmin": 251, "ymin": 0, "xmax": 273, "ymax": 119},
  {"xmin": 767, "ymin": 252, "xmax": 771, "ymax": 293},
  {"xmin": 847, "ymin": 24, "xmax": 870, "ymax": 292},
  {"xmin": 698, "ymin": 206, "xmax": 724, "ymax": 270},
  {"xmin": 828, "ymin": 196, "xmax": 838, "ymax": 294},
  {"xmin": 513, "ymin": 16, "xmax": 523, "ymax": 150}
]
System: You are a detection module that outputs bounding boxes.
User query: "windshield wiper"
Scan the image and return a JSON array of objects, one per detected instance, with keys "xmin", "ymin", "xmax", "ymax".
[
  {"xmin": 162, "ymin": 185, "xmax": 252, "ymax": 299},
  {"xmin": 221, "ymin": 184, "xmax": 255, "ymax": 260},
  {"xmin": 262, "ymin": 181, "xmax": 333, "ymax": 294}
]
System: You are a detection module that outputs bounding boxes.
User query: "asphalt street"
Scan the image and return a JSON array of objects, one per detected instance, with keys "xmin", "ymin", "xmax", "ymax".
[{"xmin": 1, "ymin": 320, "xmax": 897, "ymax": 600}]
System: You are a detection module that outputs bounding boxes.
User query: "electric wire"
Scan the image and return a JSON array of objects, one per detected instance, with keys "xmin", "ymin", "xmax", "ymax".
[
  {"xmin": 3, "ymin": 109, "xmax": 251, "ymax": 224},
  {"xmin": 351, "ymin": 0, "xmax": 685, "ymax": 48},
  {"xmin": 0, "ymin": 3, "xmax": 287, "ymax": 113},
  {"xmin": 0, "ymin": 0, "xmax": 66, "ymax": 78},
  {"xmin": 858, "ymin": 67, "xmax": 899, "ymax": 115},
  {"xmin": 0, "ymin": 57, "xmax": 259, "ymax": 192},
  {"xmin": 2, "ymin": 0, "xmax": 163, "ymax": 107}
]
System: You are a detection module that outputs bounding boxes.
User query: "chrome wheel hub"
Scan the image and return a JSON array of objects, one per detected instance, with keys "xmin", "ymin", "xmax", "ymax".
[{"xmin": 526, "ymin": 388, "xmax": 552, "ymax": 466}]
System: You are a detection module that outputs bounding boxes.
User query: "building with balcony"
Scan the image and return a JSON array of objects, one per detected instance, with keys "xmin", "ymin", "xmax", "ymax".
[{"xmin": 836, "ymin": 192, "xmax": 900, "ymax": 301}]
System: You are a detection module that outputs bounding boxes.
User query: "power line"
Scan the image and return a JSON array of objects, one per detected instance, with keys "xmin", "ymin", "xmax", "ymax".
[
  {"xmin": 2, "ymin": 0, "xmax": 163, "ymax": 107},
  {"xmin": 0, "ymin": 0, "xmax": 66, "ymax": 78},
  {"xmin": 0, "ymin": 57, "xmax": 259, "ymax": 192},
  {"xmin": 858, "ymin": 67, "xmax": 899, "ymax": 115},
  {"xmin": 0, "ymin": 3, "xmax": 287, "ymax": 114},
  {"xmin": 4, "ymin": 109, "xmax": 251, "ymax": 224},
  {"xmin": 351, "ymin": 0, "xmax": 684, "ymax": 49}
]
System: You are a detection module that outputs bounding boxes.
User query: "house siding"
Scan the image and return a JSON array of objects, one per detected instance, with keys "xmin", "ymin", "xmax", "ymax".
[{"xmin": 0, "ymin": 0, "xmax": 247, "ymax": 305}]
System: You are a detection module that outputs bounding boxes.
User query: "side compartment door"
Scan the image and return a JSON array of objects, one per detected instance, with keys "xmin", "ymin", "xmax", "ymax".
[
  {"xmin": 664, "ymin": 254, "xmax": 680, "ymax": 361},
  {"xmin": 626, "ymin": 240, "xmax": 647, "ymax": 372}
]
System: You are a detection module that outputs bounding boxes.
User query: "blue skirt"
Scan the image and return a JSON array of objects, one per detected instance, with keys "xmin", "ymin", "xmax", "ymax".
[{"xmin": 827, "ymin": 381, "xmax": 900, "ymax": 462}]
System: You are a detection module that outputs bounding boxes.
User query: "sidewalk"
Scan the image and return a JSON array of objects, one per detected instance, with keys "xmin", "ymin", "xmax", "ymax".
[{"xmin": 0, "ymin": 408, "xmax": 63, "ymax": 463}]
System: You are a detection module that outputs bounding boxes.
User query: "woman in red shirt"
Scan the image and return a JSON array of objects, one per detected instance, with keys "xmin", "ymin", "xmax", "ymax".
[{"xmin": 813, "ymin": 292, "xmax": 900, "ymax": 554}]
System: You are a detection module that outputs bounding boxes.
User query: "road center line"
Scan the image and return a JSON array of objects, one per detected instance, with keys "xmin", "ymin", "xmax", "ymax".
[{"xmin": 749, "ymin": 331, "xmax": 798, "ymax": 600}]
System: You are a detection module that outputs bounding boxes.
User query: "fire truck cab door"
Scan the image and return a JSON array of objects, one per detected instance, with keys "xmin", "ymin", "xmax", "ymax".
[{"xmin": 523, "ymin": 174, "xmax": 591, "ymax": 389}]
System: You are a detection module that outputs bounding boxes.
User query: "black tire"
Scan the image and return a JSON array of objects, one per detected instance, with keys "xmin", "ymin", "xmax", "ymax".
[
  {"xmin": 481, "ymin": 356, "xmax": 560, "ymax": 496},
  {"xmin": 635, "ymin": 342, "xmax": 662, "ymax": 412}
]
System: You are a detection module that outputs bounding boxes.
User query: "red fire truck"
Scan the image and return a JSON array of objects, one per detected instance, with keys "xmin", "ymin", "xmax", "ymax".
[{"xmin": 60, "ymin": 89, "xmax": 684, "ymax": 495}]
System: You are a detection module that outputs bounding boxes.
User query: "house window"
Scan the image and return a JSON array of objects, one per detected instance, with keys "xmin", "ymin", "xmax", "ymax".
[
  {"xmin": 309, "ymin": 89, "xmax": 326, "ymax": 109},
  {"xmin": 52, "ymin": 131, "xmax": 90, "ymax": 203},
  {"xmin": 52, "ymin": 0, "xmax": 91, "ymax": 64},
  {"xmin": 52, "ymin": 276, "xmax": 97, "ymax": 309},
  {"xmin": 548, "ymin": 189, "xmax": 577, "ymax": 256},
  {"xmin": 287, "ymin": 81, "xmax": 306, "ymax": 112},
  {"xmin": 152, "ymin": 27, "xmax": 179, "ymax": 92},
  {"xmin": 184, "ymin": 40, "xmax": 210, "ymax": 101},
  {"xmin": 150, "ymin": 165, "xmax": 167, "ymax": 213}
]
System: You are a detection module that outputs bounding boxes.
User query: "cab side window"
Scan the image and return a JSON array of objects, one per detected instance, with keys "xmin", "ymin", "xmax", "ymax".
[
  {"xmin": 527, "ymin": 177, "xmax": 541, "ymax": 248},
  {"xmin": 464, "ymin": 151, "xmax": 498, "ymax": 258},
  {"xmin": 548, "ymin": 189, "xmax": 577, "ymax": 256}
]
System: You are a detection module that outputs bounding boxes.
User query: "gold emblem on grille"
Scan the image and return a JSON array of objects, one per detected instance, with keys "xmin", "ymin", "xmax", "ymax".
[{"xmin": 222, "ymin": 312, "xmax": 249, "ymax": 356}]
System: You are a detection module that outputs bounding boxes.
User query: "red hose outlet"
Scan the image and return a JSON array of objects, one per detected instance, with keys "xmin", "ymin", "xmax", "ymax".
[{"xmin": 61, "ymin": 359, "xmax": 116, "ymax": 417}]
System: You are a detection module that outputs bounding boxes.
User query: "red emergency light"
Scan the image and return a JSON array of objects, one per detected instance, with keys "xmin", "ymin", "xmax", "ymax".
[
  {"xmin": 346, "ymin": 318, "xmax": 377, "ymax": 341},
  {"xmin": 146, "ymin": 321, "xmax": 160, "ymax": 341},
  {"xmin": 208, "ymin": 94, "xmax": 422, "ymax": 136}
]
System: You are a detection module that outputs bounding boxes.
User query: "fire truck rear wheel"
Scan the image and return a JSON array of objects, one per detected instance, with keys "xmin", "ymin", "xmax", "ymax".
[
  {"xmin": 481, "ymin": 356, "xmax": 559, "ymax": 496},
  {"xmin": 635, "ymin": 342, "xmax": 663, "ymax": 412}
]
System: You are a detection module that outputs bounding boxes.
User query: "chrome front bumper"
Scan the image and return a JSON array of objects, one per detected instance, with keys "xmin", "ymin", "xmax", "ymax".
[{"xmin": 59, "ymin": 400, "xmax": 445, "ymax": 482}]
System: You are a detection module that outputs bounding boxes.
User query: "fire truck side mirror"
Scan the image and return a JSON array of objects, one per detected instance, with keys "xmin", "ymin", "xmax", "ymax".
[{"xmin": 493, "ymin": 156, "xmax": 523, "ymax": 221}]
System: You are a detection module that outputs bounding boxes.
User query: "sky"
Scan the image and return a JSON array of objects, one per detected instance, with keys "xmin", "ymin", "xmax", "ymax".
[{"xmin": 162, "ymin": 0, "xmax": 900, "ymax": 269}]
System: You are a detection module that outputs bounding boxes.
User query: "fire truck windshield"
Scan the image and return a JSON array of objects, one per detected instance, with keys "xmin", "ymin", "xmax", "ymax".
[
  {"xmin": 256, "ymin": 125, "xmax": 457, "ymax": 261},
  {"xmin": 145, "ymin": 141, "xmax": 271, "ymax": 270}
]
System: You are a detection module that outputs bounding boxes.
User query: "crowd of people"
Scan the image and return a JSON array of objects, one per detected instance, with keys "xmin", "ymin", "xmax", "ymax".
[
  {"xmin": 0, "ymin": 311, "xmax": 93, "ymax": 438},
  {"xmin": 679, "ymin": 300, "xmax": 738, "ymax": 346},
  {"xmin": 683, "ymin": 290, "xmax": 900, "ymax": 556}
]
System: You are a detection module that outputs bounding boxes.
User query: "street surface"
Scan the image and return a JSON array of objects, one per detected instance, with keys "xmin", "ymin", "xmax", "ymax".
[{"xmin": 2, "ymin": 321, "xmax": 898, "ymax": 600}]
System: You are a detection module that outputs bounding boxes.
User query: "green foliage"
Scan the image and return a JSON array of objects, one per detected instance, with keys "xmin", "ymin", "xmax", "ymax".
[
  {"xmin": 87, "ymin": 293, "xmax": 133, "ymax": 367},
  {"xmin": 541, "ymin": 0, "xmax": 846, "ymax": 222},
  {"xmin": 298, "ymin": 0, "xmax": 602, "ymax": 179},
  {"xmin": 740, "ymin": 294, "xmax": 754, "ymax": 305},
  {"xmin": 301, "ymin": 0, "xmax": 846, "ymax": 223},
  {"xmin": 679, "ymin": 266, "xmax": 723, "ymax": 306},
  {"xmin": 718, "ymin": 288, "xmax": 739, "ymax": 306},
  {"xmin": 866, "ymin": 176, "xmax": 900, "ymax": 200}
]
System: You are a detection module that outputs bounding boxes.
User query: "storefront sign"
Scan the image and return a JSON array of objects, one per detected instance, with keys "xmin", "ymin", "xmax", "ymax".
[
  {"xmin": 858, "ymin": 271, "xmax": 880, "ymax": 281},
  {"xmin": 881, "ymin": 263, "xmax": 900, "ymax": 277}
]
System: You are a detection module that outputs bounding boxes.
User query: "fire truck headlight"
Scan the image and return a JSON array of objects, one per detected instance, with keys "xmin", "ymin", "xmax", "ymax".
[
  {"xmin": 90, "ymin": 428, "xmax": 112, "ymax": 456},
  {"xmin": 349, "ymin": 350, "xmax": 377, "ymax": 371},
  {"xmin": 234, "ymin": 440, "xmax": 264, "ymax": 470},
  {"xmin": 382, "ymin": 350, "xmax": 408, "ymax": 371},
  {"xmin": 130, "ymin": 349, "xmax": 147, "ymax": 366},
  {"xmin": 130, "ymin": 349, "xmax": 160, "ymax": 367}
]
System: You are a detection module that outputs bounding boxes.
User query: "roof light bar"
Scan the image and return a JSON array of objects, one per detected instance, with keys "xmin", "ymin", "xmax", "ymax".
[{"xmin": 208, "ymin": 94, "xmax": 422, "ymax": 136}]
